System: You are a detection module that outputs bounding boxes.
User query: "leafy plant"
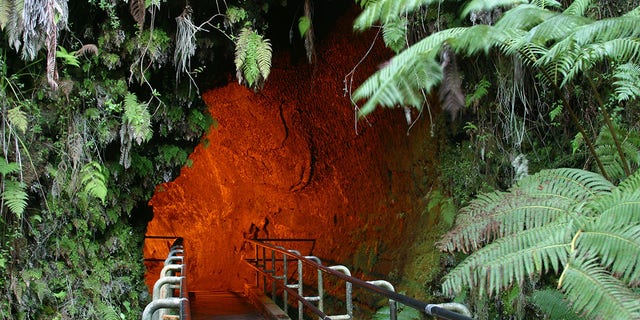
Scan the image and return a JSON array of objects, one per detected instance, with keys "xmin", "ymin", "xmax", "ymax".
[
  {"xmin": 234, "ymin": 27, "xmax": 272, "ymax": 89},
  {"xmin": 80, "ymin": 161, "xmax": 108, "ymax": 204},
  {"xmin": 353, "ymin": 0, "xmax": 640, "ymax": 182},
  {"xmin": 438, "ymin": 168, "xmax": 640, "ymax": 319}
]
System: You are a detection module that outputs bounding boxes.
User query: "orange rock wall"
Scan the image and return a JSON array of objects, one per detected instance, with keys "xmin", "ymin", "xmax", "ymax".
[{"xmin": 146, "ymin": 6, "xmax": 440, "ymax": 292}]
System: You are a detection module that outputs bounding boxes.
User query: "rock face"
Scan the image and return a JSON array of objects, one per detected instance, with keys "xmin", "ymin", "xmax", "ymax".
[{"xmin": 145, "ymin": 6, "xmax": 441, "ymax": 293}]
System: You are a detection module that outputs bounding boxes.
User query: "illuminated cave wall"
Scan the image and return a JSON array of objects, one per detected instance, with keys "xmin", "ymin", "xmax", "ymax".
[{"xmin": 145, "ymin": 6, "xmax": 442, "ymax": 293}]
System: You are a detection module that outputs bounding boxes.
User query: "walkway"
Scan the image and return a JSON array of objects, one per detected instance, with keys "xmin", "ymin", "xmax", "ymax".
[{"xmin": 190, "ymin": 291, "xmax": 266, "ymax": 320}]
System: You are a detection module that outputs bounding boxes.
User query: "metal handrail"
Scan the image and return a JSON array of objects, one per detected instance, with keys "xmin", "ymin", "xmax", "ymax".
[
  {"xmin": 244, "ymin": 239, "xmax": 473, "ymax": 320},
  {"xmin": 143, "ymin": 237, "xmax": 191, "ymax": 320}
]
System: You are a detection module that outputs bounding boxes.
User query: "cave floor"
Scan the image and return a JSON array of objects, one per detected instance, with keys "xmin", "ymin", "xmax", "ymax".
[{"xmin": 190, "ymin": 291, "xmax": 265, "ymax": 320}]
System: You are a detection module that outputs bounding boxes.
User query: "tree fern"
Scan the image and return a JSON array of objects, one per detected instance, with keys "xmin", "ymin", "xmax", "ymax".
[
  {"xmin": 234, "ymin": 27, "xmax": 272, "ymax": 89},
  {"xmin": 558, "ymin": 255, "xmax": 640, "ymax": 320},
  {"xmin": 612, "ymin": 62, "xmax": 640, "ymax": 102},
  {"xmin": 438, "ymin": 168, "xmax": 612, "ymax": 253},
  {"xmin": 530, "ymin": 289, "xmax": 583, "ymax": 320},
  {"xmin": 441, "ymin": 167, "xmax": 640, "ymax": 318},
  {"xmin": 594, "ymin": 124, "xmax": 640, "ymax": 182},
  {"xmin": 576, "ymin": 221, "xmax": 640, "ymax": 285},
  {"xmin": 441, "ymin": 222, "xmax": 573, "ymax": 296},
  {"xmin": 80, "ymin": 161, "xmax": 107, "ymax": 204},
  {"xmin": 354, "ymin": 0, "xmax": 441, "ymax": 31},
  {"xmin": 382, "ymin": 18, "xmax": 408, "ymax": 54}
]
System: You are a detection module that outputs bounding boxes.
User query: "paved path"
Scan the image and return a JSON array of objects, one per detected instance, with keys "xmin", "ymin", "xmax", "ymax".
[{"xmin": 190, "ymin": 291, "xmax": 266, "ymax": 320}]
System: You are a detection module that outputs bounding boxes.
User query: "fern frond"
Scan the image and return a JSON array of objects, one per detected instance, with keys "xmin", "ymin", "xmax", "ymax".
[
  {"xmin": 530, "ymin": 289, "xmax": 582, "ymax": 320},
  {"xmin": 613, "ymin": 63, "xmax": 640, "ymax": 102},
  {"xmin": 450, "ymin": 24, "xmax": 510, "ymax": 55},
  {"xmin": 382, "ymin": 18, "xmax": 407, "ymax": 53},
  {"xmin": 97, "ymin": 303, "xmax": 120, "ymax": 320},
  {"xmin": 595, "ymin": 125, "xmax": 640, "ymax": 182},
  {"xmin": 461, "ymin": 0, "xmax": 528, "ymax": 19},
  {"xmin": 588, "ymin": 189, "xmax": 640, "ymax": 227},
  {"xmin": 563, "ymin": 38, "xmax": 640, "ymax": 86},
  {"xmin": 617, "ymin": 168, "xmax": 640, "ymax": 193},
  {"xmin": 441, "ymin": 222, "xmax": 573, "ymax": 296},
  {"xmin": 563, "ymin": 0, "xmax": 592, "ymax": 16},
  {"xmin": 354, "ymin": 0, "xmax": 441, "ymax": 31},
  {"xmin": 559, "ymin": 256, "xmax": 640, "ymax": 320},
  {"xmin": 130, "ymin": 0, "xmax": 145, "ymax": 30},
  {"xmin": 0, "ymin": 157, "xmax": 20, "ymax": 176},
  {"xmin": 3, "ymin": 180, "xmax": 28, "ymax": 218},
  {"xmin": 526, "ymin": 14, "xmax": 591, "ymax": 45},
  {"xmin": 538, "ymin": 16, "xmax": 640, "ymax": 86},
  {"xmin": 439, "ymin": 168, "xmax": 612, "ymax": 254},
  {"xmin": 495, "ymin": 4, "xmax": 557, "ymax": 31},
  {"xmin": 234, "ymin": 27, "xmax": 272, "ymax": 88},
  {"xmin": 7, "ymin": 106, "xmax": 28, "ymax": 134},
  {"xmin": 515, "ymin": 168, "xmax": 614, "ymax": 200},
  {"xmin": 354, "ymin": 28, "xmax": 471, "ymax": 116},
  {"xmin": 80, "ymin": 161, "xmax": 107, "ymax": 204},
  {"xmin": 577, "ymin": 221, "xmax": 640, "ymax": 285}
]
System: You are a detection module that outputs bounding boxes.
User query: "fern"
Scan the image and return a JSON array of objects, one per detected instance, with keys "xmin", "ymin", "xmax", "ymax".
[
  {"xmin": 353, "ymin": 0, "xmax": 442, "ymax": 31},
  {"xmin": 530, "ymin": 289, "xmax": 583, "ymax": 320},
  {"xmin": 80, "ymin": 161, "xmax": 107, "ymax": 204},
  {"xmin": 2, "ymin": 180, "xmax": 27, "ymax": 218},
  {"xmin": 595, "ymin": 124, "xmax": 640, "ymax": 182},
  {"xmin": 438, "ymin": 168, "xmax": 612, "ymax": 253},
  {"xmin": 96, "ymin": 303, "xmax": 121, "ymax": 320},
  {"xmin": 382, "ymin": 18, "xmax": 408, "ymax": 53},
  {"xmin": 130, "ymin": 0, "xmax": 145, "ymax": 30},
  {"xmin": 122, "ymin": 92, "xmax": 152, "ymax": 145},
  {"xmin": 7, "ymin": 106, "xmax": 28, "ymax": 134},
  {"xmin": 442, "ymin": 167, "xmax": 640, "ymax": 318},
  {"xmin": 234, "ymin": 27, "xmax": 272, "ymax": 89},
  {"xmin": 461, "ymin": 0, "xmax": 528, "ymax": 19},
  {"xmin": 442, "ymin": 222, "xmax": 572, "ymax": 296},
  {"xmin": 558, "ymin": 255, "xmax": 640, "ymax": 320},
  {"xmin": 0, "ymin": 157, "xmax": 20, "ymax": 176},
  {"xmin": 613, "ymin": 62, "xmax": 640, "ymax": 102}
]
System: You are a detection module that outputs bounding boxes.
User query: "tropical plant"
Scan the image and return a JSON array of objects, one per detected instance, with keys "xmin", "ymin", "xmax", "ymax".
[
  {"xmin": 234, "ymin": 27, "xmax": 273, "ymax": 89},
  {"xmin": 438, "ymin": 167, "xmax": 640, "ymax": 319},
  {"xmin": 352, "ymin": 0, "xmax": 640, "ymax": 182}
]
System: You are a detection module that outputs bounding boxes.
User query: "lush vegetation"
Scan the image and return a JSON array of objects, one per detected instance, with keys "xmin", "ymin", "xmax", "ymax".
[
  {"xmin": 352, "ymin": 0, "xmax": 640, "ymax": 318},
  {"xmin": 0, "ymin": 0, "xmax": 301, "ymax": 317}
]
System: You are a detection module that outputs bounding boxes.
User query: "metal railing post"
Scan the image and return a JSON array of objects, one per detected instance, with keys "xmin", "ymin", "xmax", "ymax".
[
  {"xmin": 328, "ymin": 265, "xmax": 353, "ymax": 319},
  {"xmin": 368, "ymin": 280, "xmax": 397, "ymax": 320},
  {"xmin": 242, "ymin": 239, "xmax": 473, "ymax": 320}
]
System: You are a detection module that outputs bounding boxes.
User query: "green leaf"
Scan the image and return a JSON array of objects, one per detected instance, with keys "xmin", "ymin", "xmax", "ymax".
[
  {"xmin": 3, "ymin": 180, "xmax": 27, "ymax": 218},
  {"xmin": 56, "ymin": 46, "xmax": 80, "ymax": 67},
  {"xmin": 8, "ymin": 106, "xmax": 28, "ymax": 134},
  {"xmin": 80, "ymin": 161, "xmax": 108, "ymax": 204},
  {"xmin": 559, "ymin": 255, "xmax": 640, "ymax": 319},
  {"xmin": 298, "ymin": 16, "xmax": 311, "ymax": 37}
]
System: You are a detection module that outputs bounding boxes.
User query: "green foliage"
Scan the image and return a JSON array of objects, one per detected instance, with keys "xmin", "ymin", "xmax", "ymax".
[
  {"xmin": 530, "ymin": 289, "xmax": 583, "ymax": 320},
  {"xmin": 234, "ymin": 27, "xmax": 272, "ymax": 89},
  {"xmin": 56, "ymin": 46, "xmax": 80, "ymax": 68},
  {"xmin": 613, "ymin": 62, "xmax": 640, "ymax": 102},
  {"xmin": 298, "ymin": 16, "xmax": 311, "ymax": 37},
  {"xmin": 354, "ymin": 0, "xmax": 442, "ymax": 31},
  {"xmin": 2, "ymin": 180, "xmax": 27, "ymax": 218},
  {"xmin": 373, "ymin": 305, "xmax": 422, "ymax": 319},
  {"xmin": 439, "ymin": 168, "xmax": 640, "ymax": 319},
  {"xmin": 382, "ymin": 18, "xmax": 408, "ymax": 54},
  {"xmin": 595, "ymin": 124, "xmax": 640, "ymax": 182},
  {"xmin": 123, "ymin": 93, "xmax": 152, "ymax": 145},
  {"xmin": 7, "ymin": 106, "xmax": 28, "ymax": 134},
  {"xmin": 80, "ymin": 161, "xmax": 108, "ymax": 204}
]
